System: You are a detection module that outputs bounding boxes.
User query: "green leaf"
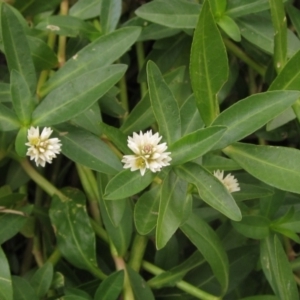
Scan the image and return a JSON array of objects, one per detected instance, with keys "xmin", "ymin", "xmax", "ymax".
[
  {"xmin": 135, "ymin": 0, "xmax": 201, "ymax": 29},
  {"xmin": 134, "ymin": 186, "xmax": 160, "ymax": 235},
  {"xmin": 104, "ymin": 169, "xmax": 155, "ymax": 200},
  {"xmin": 49, "ymin": 188, "xmax": 98, "ymax": 272},
  {"xmin": 32, "ymin": 65, "xmax": 126, "ymax": 126},
  {"xmin": 12, "ymin": 276, "xmax": 38, "ymax": 300},
  {"xmin": 180, "ymin": 213, "xmax": 229, "ymax": 293},
  {"xmin": 14, "ymin": 0, "xmax": 61, "ymax": 16},
  {"xmin": 40, "ymin": 27, "xmax": 141, "ymax": 96},
  {"xmin": 94, "ymin": 271, "xmax": 124, "ymax": 300},
  {"xmin": 0, "ymin": 83, "xmax": 11, "ymax": 103},
  {"xmin": 211, "ymin": 91, "xmax": 300, "ymax": 149},
  {"xmin": 175, "ymin": 163, "xmax": 242, "ymax": 221},
  {"xmin": 156, "ymin": 171, "xmax": 188, "ymax": 250},
  {"xmin": 202, "ymin": 153, "xmax": 241, "ymax": 171},
  {"xmin": 169, "ymin": 126, "xmax": 227, "ymax": 165},
  {"xmin": 147, "ymin": 61, "xmax": 181, "ymax": 145},
  {"xmin": 69, "ymin": 0, "xmax": 101, "ymax": 20},
  {"xmin": 269, "ymin": 0, "xmax": 287, "ymax": 73},
  {"xmin": 15, "ymin": 127, "xmax": 28, "ymax": 157},
  {"xmin": 56, "ymin": 124, "xmax": 122, "ymax": 175},
  {"xmin": 103, "ymin": 198, "xmax": 126, "ymax": 227},
  {"xmin": 240, "ymin": 296, "xmax": 278, "ymax": 300},
  {"xmin": 231, "ymin": 215, "xmax": 270, "ymax": 239},
  {"xmin": 10, "ymin": 70, "xmax": 34, "ymax": 124},
  {"xmin": 0, "ymin": 247, "xmax": 12, "ymax": 300},
  {"xmin": 260, "ymin": 189, "xmax": 285, "ymax": 219},
  {"xmin": 208, "ymin": 0, "xmax": 226, "ymax": 18},
  {"xmin": 286, "ymin": 4, "xmax": 300, "ymax": 38},
  {"xmin": 218, "ymin": 15, "xmax": 241, "ymax": 42},
  {"xmin": 223, "ymin": 143, "xmax": 300, "ymax": 194},
  {"xmin": 1, "ymin": 4, "xmax": 36, "ymax": 94},
  {"xmin": 28, "ymin": 36, "xmax": 58, "ymax": 71},
  {"xmin": 233, "ymin": 183, "xmax": 273, "ymax": 202},
  {"xmin": 29, "ymin": 262, "xmax": 53, "ymax": 298},
  {"xmin": 190, "ymin": 0, "xmax": 228, "ymax": 126},
  {"xmin": 260, "ymin": 234, "xmax": 299, "ymax": 300},
  {"xmin": 100, "ymin": 0, "xmax": 122, "ymax": 34},
  {"xmin": 127, "ymin": 266, "xmax": 155, "ymax": 300},
  {"xmin": 0, "ymin": 104, "xmax": 21, "ymax": 131}
]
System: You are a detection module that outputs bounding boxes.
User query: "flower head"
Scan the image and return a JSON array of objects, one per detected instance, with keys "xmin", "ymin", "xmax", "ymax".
[
  {"xmin": 122, "ymin": 130, "xmax": 172, "ymax": 176},
  {"xmin": 213, "ymin": 170, "xmax": 240, "ymax": 193},
  {"xmin": 25, "ymin": 126, "xmax": 62, "ymax": 167}
]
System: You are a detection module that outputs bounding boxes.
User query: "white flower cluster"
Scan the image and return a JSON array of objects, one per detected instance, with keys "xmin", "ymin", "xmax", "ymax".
[
  {"xmin": 122, "ymin": 130, "xmax": 172, "ymax": 176},
  {"xmin": 213, "ymin": 169, "xmax": 240, "ymax": 193},
  {"xmin": 26, "ymin": 126, "xmax": 62, "ymax": 167}
]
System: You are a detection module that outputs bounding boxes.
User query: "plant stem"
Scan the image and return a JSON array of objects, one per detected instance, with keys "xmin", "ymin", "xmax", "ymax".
[
  {"xmin": 128, "ymin": 234, "xmax": 148, "ymax": 272},
  {"xmin": 90, "ymin": 218, "xmax": 109, "ymax": 243},
  {"xmin": 57, "ymin": 0, "xmax": 69, "ymax": 67},
  {"xmin": 47, "ymin": 248, "xmax": 62, "ymax": 265},
  {"xmin": 135, "ymin": 41, "xmax": 147, "ymax": 97},
  {"xmin": 118, "ymin": 69, "xmax": 129, "ymax": 122},
  {"xmin": 142, "ymin": 261, "xmax": 221, "ymax": 300},
  {"xmin": 223, "ymin": 38, "xmax": 266, "ymax": 76}
]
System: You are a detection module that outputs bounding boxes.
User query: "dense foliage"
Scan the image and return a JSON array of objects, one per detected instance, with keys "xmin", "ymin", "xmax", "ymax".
[{"xmin": 1, "ymin": 0, "xmax": 300, "ymax": 299}]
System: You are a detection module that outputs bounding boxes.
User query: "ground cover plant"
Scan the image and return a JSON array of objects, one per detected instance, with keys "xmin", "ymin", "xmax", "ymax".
[{"xmin": 1, "ymin": 0, "xmax": 300, "ymax": 299}]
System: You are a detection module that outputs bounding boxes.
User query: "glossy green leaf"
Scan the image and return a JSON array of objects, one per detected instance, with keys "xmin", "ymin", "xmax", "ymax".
[
  {"xmin": 269, "ymin": 0, "xmax": 287, "ymax": 73},
  {"xmin": 138, "ymin": 23, "xmax": 180, "ymax": 42},
  {"xmin": 286, "ymin": 4, "xmax": 300, "ymax": 38},
  {"xmin": 260, "ymin": 234, "xmax": 299, "ymax": 300},
  {"xmin": 260, "ymin": 189, "xmax": 285, "ymax": 219},
  {"xmin": 29, "ymin": 262, "xmax": 53, "ymax": 298},
  {"xmin": 0, "ymin": 247, "xmax": 12, "ymax": 300},
  {"xmin": 127, "ymin": 266, "xmax": 155, "ymax": 300},
  {"xmin": 56, "ymin": 124, "xmax": 122, "ymax": 175},
  {"xmin": 135, "ymin": 0, "xmax": 200, "ymax": 29},
  {"xmin": 208, "ymin": 0, "xmax": 226, "ymax": 18},
  {"xmin": 202, "ymin": 154, "xmax": 241, "ymax": 171},
  {"xmin": 98, "ymin": 173, "xmax": 132, "ymax": 256},
  {"xmin": 14, "ymin": 0, "xmax": 61, "ymax": 16},
  {"xmin": 169, "ymin": 126, "xmax": 226, "ymax": 165},
  {"xmin": 33, "ymin": 65, "xmax": 126, "ymax": 126},
  {"xmin": 0, "ymin": 104, "xmax": 20, "ymax": 131},
  {"xmin": 100, "ymin": 0, "xmax": 122, "ymax": 34},
  {"xmin": 175, "ymin": 163, "xmax": 242, "ymax": 221},
  {"xmin": 49, "ymin": 188, "xmax": 98, "ymax": 272},
  {"xmin": 156, "ymin": 171, "xmax": 188, "ymax": 250},
  {"xmin": 147, "ymin": 61, "xmax": 181, "ymax": 145},
  {"xmin": 180, "ymin": 213, "xmax": 229, "ymax": 293},
  {"xmin": 94, "ymin": 270, "xmax": 124, "ymax": 300},
  {"xmin": 104, "ymin": 169, "xmax": 155, "ymax": 200},
  {"xmin": 211, "ymin": 91, "xmax": 300, "ymax": 149},
  {"xmin": 69, "ymin": 0, "xmax": 101, "ymax": 20},
  {"xmin": 218, "ymin": 15, "xmax": 241, "ymax": 42},
  {"xmin": 40, "ymin": 27, "xmax": 141, "ymax": 96},
  {"xmin": 12, "ymin": 276, "xmax": 38, "ymax": 300},
  {"xmin": 103, "ymin": 198, "xmax": 126, "ymax": 227},
  {"xmin": 134, "ymin": 186, "xmax": 160, "ymax": 235},
  {"xmin": 223, "ymin": 143, "xmax": 300, "ymax": 194},
  {"xmin": 28, "ymin": 36, "xmax": 58, "ymax": 71},
  {"xmin": 231, "ymin": 215, "xmax": 270, "ymax": 239},
  {"xmin": 15, "ymin": 127, "xmax": 28, "ymax": 157},
  {"xmin": 190, "ymin": 0, "xmax": 228, "ymax": 125},
  {"xmin": 10, "ymin": 70, "xmax": 34, "ymax": 124},
  {"xmin": 233, "ymin": 183, "xmax": 273, "ymax": 202},
  {"xmin": 1, "ymin": 4, "xmax": 36, "ymax": 94}
]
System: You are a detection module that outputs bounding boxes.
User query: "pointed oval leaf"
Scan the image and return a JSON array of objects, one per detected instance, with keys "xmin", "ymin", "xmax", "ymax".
[
  {"xmin": 15, "ymin": 127, "xmax": 28, "ymax": 157},
  {"xmin": 94, "ymin": 270, "xmax": 124, "ymax": 300},
  {"xmin": 10, "ymin": 70, "xmax": 34, "ymax": 124},
  {"xmin": 104, "ymin": 169, "xmax": 155, "ymax": 200},
  {"xmin": 29, "ymin": 262, "xmax": 53, "ymax": 298},
  {"xmin": 100, "ymin": 0, "xmax": 122, "ymax": 34},
  {"xmin": 12, "ymin": 276, "xmax": 38, "ymax": 300},
  {"xmin": 40, "ymin": 27, "xmax": 141, "ymax": 96},
  {"xmin": 180, "ymin": 213, "xmax": 229, "ymax": 293},
  {"xmin": 223, "ymin": 143, "xmax": 300, "ymax": 194},
  {"xmin": 56, "ymin": 124, "xmax": 122, "ymax": 175},
  {"xmin": 156, "ymin": 171, "xmax": 188, "ymax": 250},
  {"xmin": 147, "ymin": 61, "xmax": 181, "ymax": 145},
  {"xmin": 169, "ymin": 126, "xmax": 227, "ymax": 165},
  {"xmin": 190, "ymin": 0, "xmax": 228, "ymax": 125},
  {"xmin": 135, "ymin": 0, "xmax": 200, "ymax": 29},
  {"xmin": 212, "ymin": 91, "xmax": 300, "ymax": 149},
  {"xmin": 0, "ymin": 104, "xmax": 21, "ymax": 131},
  {"xmin": 69, "ymin": 0, "xmax": 101, "ymax": 20},
  {"xmin": 260, "ymin": 235, "xmax": 299, "ymax": 300},
  {"xmin": 50, "ymin": 188, "xmax": 98, "ymax": 272},
  {"xmin": 175, "ymin": 163, "xmax": 241, "ymax": 221},
  {"xmin": 1, "ymin": 4, "xmax": 36, "ymax": 94},
  {"xmin": 0, "ymin": 247, "xmax": 12, "ymax": 300},
  {"xmin": 218, "ymin": 15, "xmax": 241, "ymax": 42},
  {"xmin": 33, "ymin": 65, "xmax": 126, "ymax": 126}
]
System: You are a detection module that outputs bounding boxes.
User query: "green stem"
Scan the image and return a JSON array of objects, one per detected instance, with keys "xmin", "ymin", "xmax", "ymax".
[
  {"xmin": 57, "ymin": 0, "xmax": 69, "ymax": 68},
  {"xmin": 135, "ymin": 41, "xmax": 147, "ymax": 97},
  {"xmin": 142, "ymin": 261, "xmax": 221, "ymax": 300},
  {"xmin": 128, "ymin": 234, "xmax": 148, "ymax": 272},
  {"xmin": 118, "ymin": 71, "xmax": 129, "ymax": 122},
  {"xmin": 47, "ymin": 248, "xmax": 62, "ymax": 266},
  {"xmin": 223, "ymin": 38, "xmax": 266, "ymax": 76},
  {"xmin": 90, "ymin": 218, "xmax": 109, "ymax": 243}
]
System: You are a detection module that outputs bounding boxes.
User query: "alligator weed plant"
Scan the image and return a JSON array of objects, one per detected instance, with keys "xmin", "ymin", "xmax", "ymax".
[{"xmin": 1, "ymin": 0, "xmax": 300, "ymax": 299}]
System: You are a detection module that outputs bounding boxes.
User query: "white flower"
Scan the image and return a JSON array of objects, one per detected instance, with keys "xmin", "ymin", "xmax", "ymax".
[
  {"xmin": 122, "ymin": 130, "xmax": 172, "ymax": 176},
  {"xmin": 25, "ymin": 126, "xmax": 62, "ymax": 167},
  {"xmin": 213, "ymin": 170, "xmax": 240, "ymax": 193}
]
